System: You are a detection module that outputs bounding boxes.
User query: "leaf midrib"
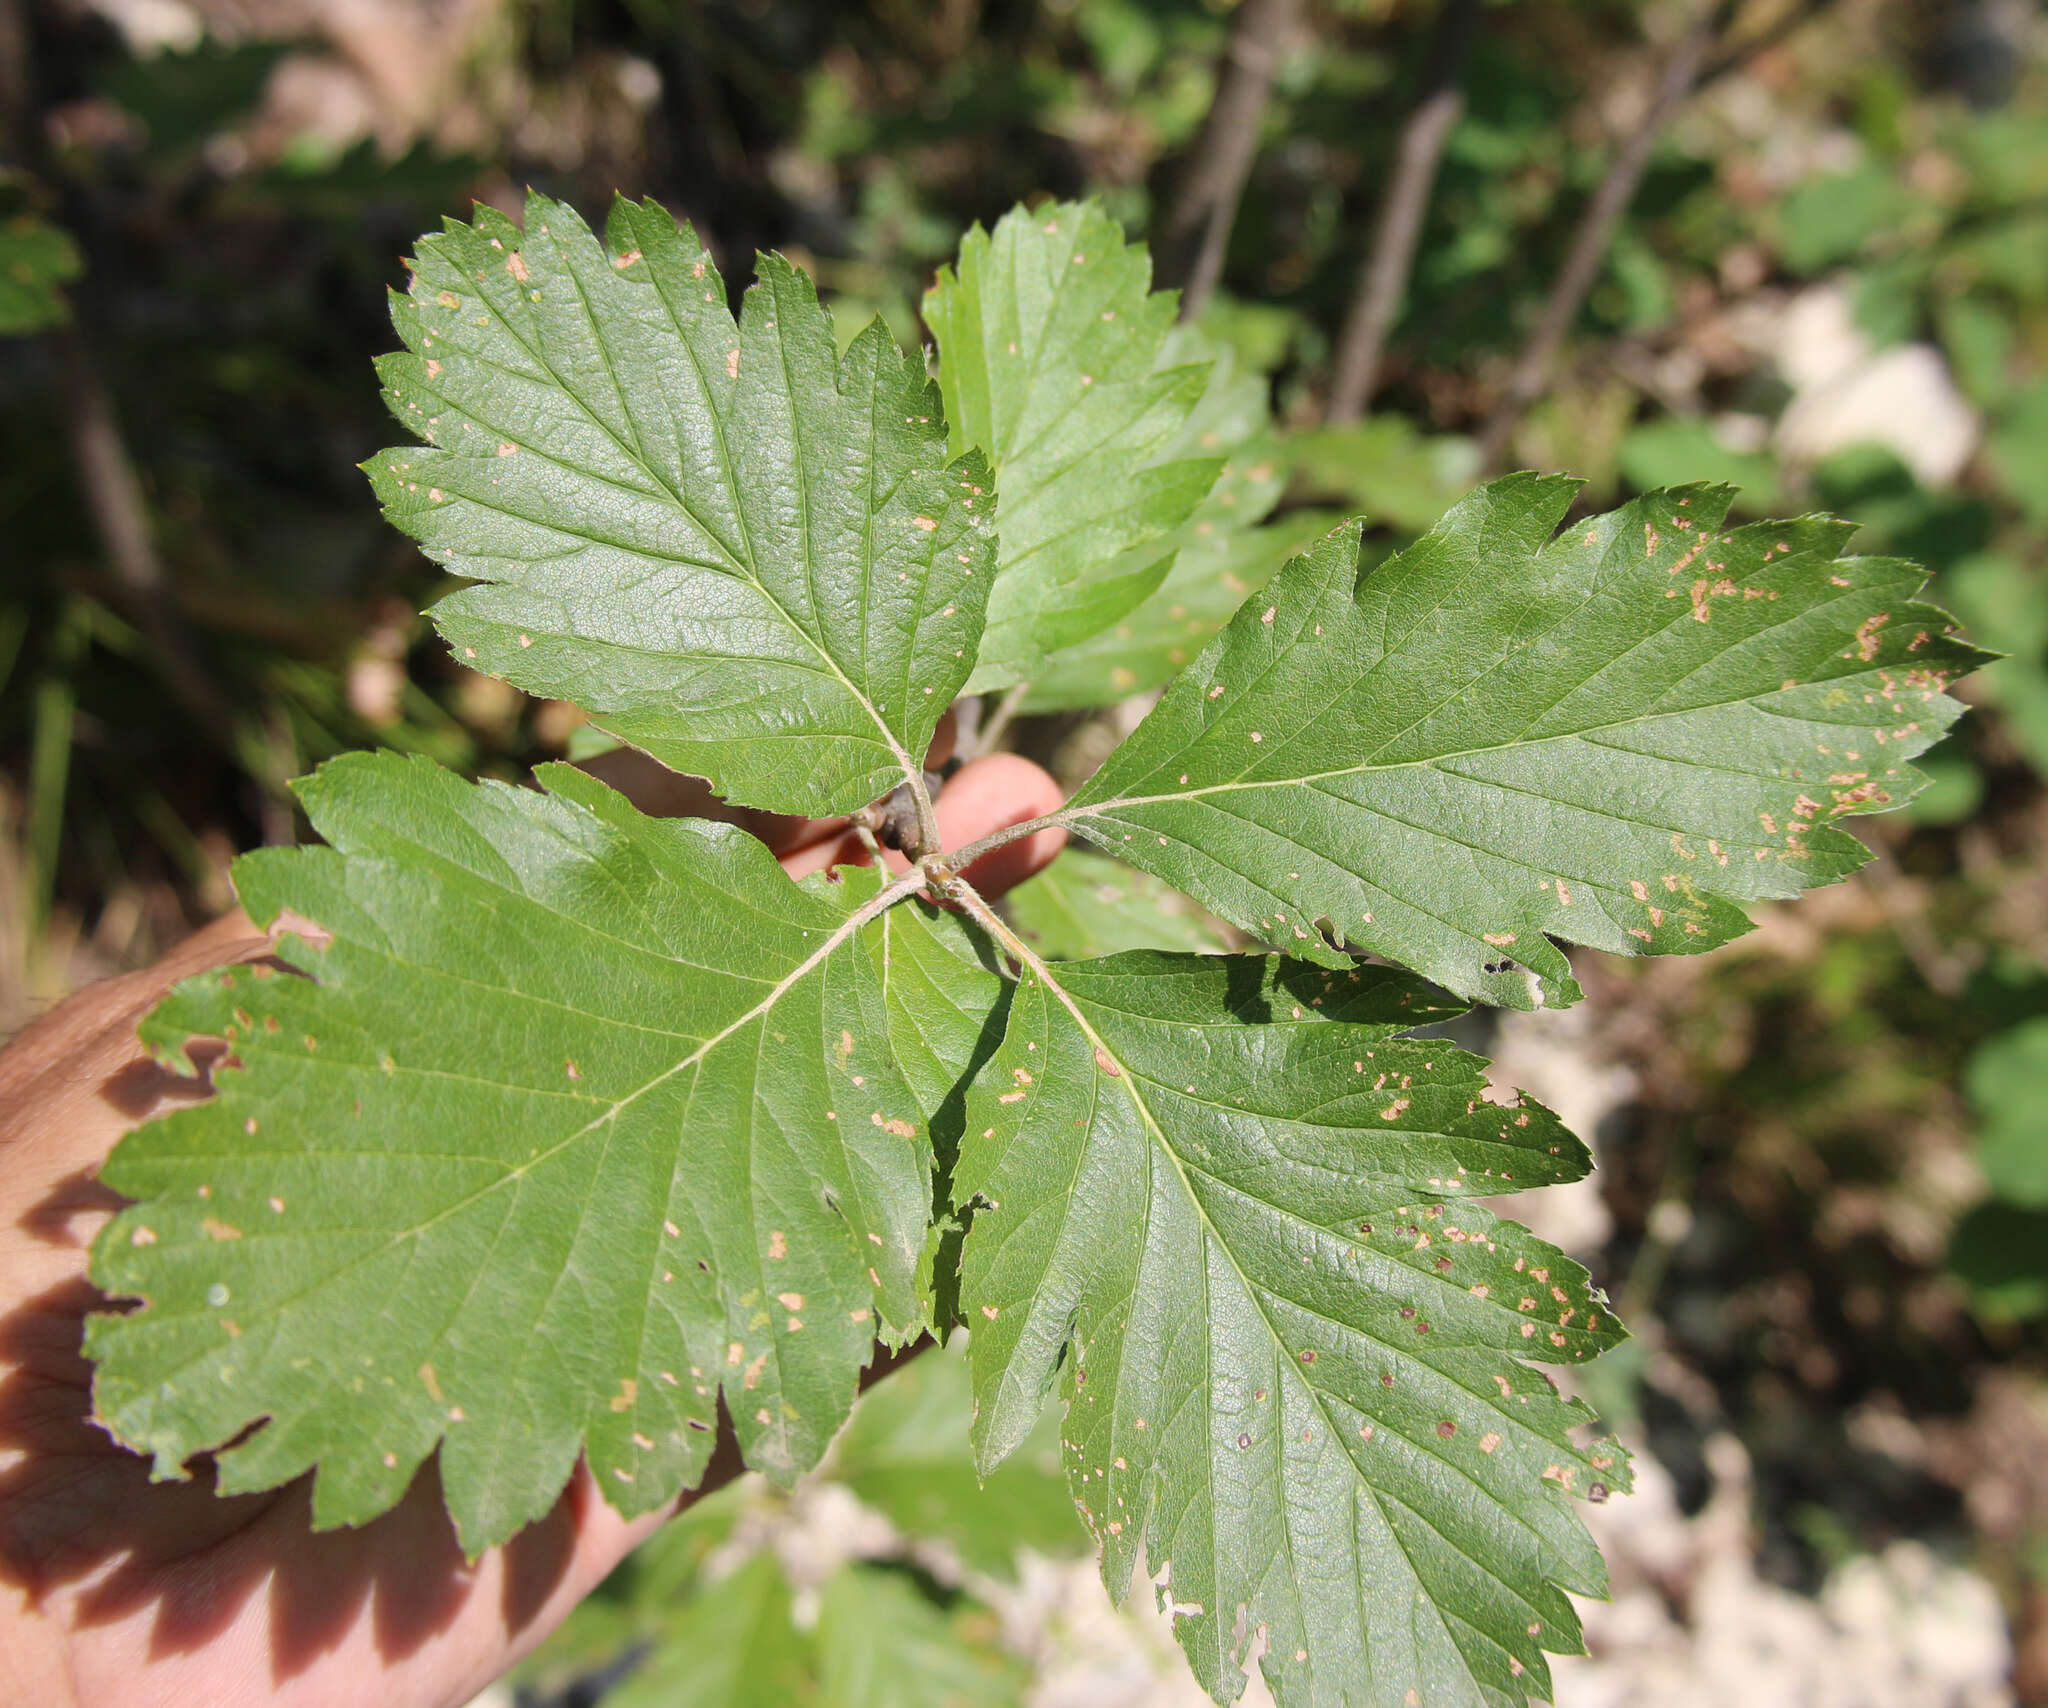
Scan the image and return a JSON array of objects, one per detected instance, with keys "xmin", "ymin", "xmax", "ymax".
[
  {"xmin": 1068, "ymin": 676, "xmax": 1847, "ymax": 826},
  {"xmin": 1007, "ymin": 958, "xmax": 1540, "ymax": 1613},
  {"xmin": 1073, "ymin": 530, "xmax": 1883, "ymax": 824},
  {"xmin": 1002, "ymin": 945, "xmax": 1552, "ymax": 1676},
  {"xmin": 121, "ymin": 873, "xmax": 923, "ymax": 1402},
  {"xmin": 651, "ymin": 253, "xmax": 926, "ymax": 796}
]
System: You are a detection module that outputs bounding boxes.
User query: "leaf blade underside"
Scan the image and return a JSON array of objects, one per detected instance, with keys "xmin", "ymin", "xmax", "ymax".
[
  {"xmin": 369, "ymin": 192, "xmax": 994, "ymax": 818},
  {"xmin": 956, "ymin": 951, "xmax": 1628, "ymax": 1708},
  {"xmin": 925, "ymin": 200, "xmax": 1221, "ymax": 689},
  {"xmin": 1064, "ymin": 475, "xmax": 1988, "ymax": 1007},
  {"xmin": 88, "ymin": 753, "xmax": 943, "ymax": 1551}
]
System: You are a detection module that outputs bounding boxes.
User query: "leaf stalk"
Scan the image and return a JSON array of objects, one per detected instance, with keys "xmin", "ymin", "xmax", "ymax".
[{"xmin": 937, "ymin": 808, "xmax": 1076, "ymax": 876}]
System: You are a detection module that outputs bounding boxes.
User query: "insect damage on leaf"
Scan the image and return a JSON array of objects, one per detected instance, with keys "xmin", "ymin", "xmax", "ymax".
[
  {"xmin": 369, "ymin": 191, "xmax": 994, "ymax": 821},
  {"xmin": 1060, "ymin": 475, "xmax": 1989, "ymax": 1008}
]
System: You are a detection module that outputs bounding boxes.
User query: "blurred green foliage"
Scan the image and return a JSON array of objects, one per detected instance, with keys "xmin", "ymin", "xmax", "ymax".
[
  {"xmin": 0, "ymin": 191, "xmax": 80, "ymax": 333},
  {"xmin": 515, "ymin": 1339, "xmax": 1074, "ymax": 1706}
]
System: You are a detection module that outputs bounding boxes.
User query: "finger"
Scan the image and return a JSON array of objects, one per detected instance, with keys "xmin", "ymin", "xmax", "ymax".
[
  {"xmin": 777, "ymin": 751, "xmax": 1066, "ymax": 899},
  {"xmin": 933, "ymin": 752, "xmax": 1066, "ymax": 896}
]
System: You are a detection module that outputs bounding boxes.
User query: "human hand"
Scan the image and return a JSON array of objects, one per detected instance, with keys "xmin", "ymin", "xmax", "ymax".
[{"xmin": 0, "ymin": 751, "xmax": 1065, "ymax": 1708}]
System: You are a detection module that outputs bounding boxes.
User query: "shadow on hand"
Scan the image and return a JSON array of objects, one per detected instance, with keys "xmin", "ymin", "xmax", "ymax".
[{"xmin": 0, "ymin": 1174, "xmax": 582, "ymax": 1687}]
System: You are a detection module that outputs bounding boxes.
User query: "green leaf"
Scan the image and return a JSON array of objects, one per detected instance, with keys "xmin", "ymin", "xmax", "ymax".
[
  {"xmin": 956, "ymin": 950, "xmax": 1629, "ymax": 1708},
  {"xmin": 1021, "ymin": 329, "xmax": 1310, "ymax": 712},
  {"xmin": 608, "ymin": 1553, "xmax": 815, "ymax": 1708},
  {"xmin": 835, "ymin": 1335, "xmax": 1083, "ymax": 1577},
  {"xmin": 608, "ymin": 1555, "xmax": 1022, "ymax": 1708},
  {"xmin": 88, "ymin": 752, "xmax": 944, "ymax": 1551},
  {"xmin": 1902, "ymin": 747, "xmax": 1982, "ymax": 826},
  {"xmin": 1022, "ymin": 504, "xmax": 1329, "ymax": 714},
  {"xmin": 1988, "ymin": 379, "xmax": 2048, "ymax": 531},
  {"xmin": 1773, "ymin": 164, "xmax": 1925, "ymax": 274},
  {"xmin": 1007, "ymin": 848, "xmax": 1232, "ymax": 959},
  {"xmin": 369, "ymin": 192, "xmax": 994, "ymax": 819},
  {"xmin": 1939, "ymin": 553, "xmax": 2048, "ymax": 771},
  {"xmin": 816, "ymin": 1565, "xmax": 1027, "ymax": 1707},
  {"xmin": 1936, "ymin": 292, "xmax": 2017, "ymax": 412},
  {"xmin": 515, "ymin": 1480, "xmax": 747, "ymax": 1692},
  {"xmin": 872, "ymin": 896, "xmax": 1008, "ymax": 1151},
  {"xmin": 925, "ymin": 200, "xmax": 1221, "ymax": 688},
  {"xmin": 98, "ymin": 39, "xmax": 290, "ymax": 158},
  {"xmin": 1943, "ymin": 553, "xmax": 2048, "ymax": 662},
  {"xmin": 1059, "ymin": 476, "xmax": 1985, "ymax": 1008},
  {"xmin": 0, "ymin": 209, "xmax": 82, "ymax": 336}
]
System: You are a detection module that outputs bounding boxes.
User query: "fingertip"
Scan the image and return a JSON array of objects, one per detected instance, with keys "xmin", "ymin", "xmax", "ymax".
[{"xmin": 934, "ymin": 753, "xmax": 1067, "ymax": 899}]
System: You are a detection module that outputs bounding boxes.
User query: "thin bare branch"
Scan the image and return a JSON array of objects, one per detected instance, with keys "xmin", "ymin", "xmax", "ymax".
[
  {"xmin": 1157, "ymin": 0, "xmax": 1301, "ymax": 322},
  {"xmin": 1326, "ymin": 0, "xmax": 1479, "ymax": 424},
  {"xmin": 0, "ymin": 0, "xmax": 29, "ymax": 148},
  {"xmin": 53, "ymin": 320, "xmax": 245, "ymax": 743},
  {"xmin": 970, "ymin": 681, "xmax": 1031, "ymax": 760},
  {"xmin": 941, "ymin": 806, "xmax": 1076, "ymax": 874},
  {"xmin": 1475, "ymin": 1, "xmax": 1734, "ymax": 470}
]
